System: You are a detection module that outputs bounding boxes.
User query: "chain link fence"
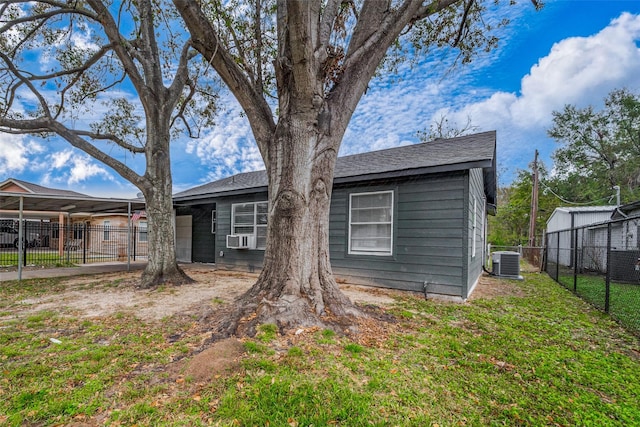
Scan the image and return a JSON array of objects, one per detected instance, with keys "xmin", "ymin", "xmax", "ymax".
[
  {"xmin": 0, "ymin": 221, "xmax": 148, "ymax": 269},
  {"xmin": 488, "ymin": 244, "xmax": 545, "ymax": 271},
  {"xmin": 545, "ymin": 215, "xmax": 640, "ymax": 336}
]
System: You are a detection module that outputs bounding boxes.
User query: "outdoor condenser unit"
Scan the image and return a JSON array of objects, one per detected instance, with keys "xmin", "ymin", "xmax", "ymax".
[{"xmin": 491, "ymin": 251, "xmax": 522, "ymax": 279}]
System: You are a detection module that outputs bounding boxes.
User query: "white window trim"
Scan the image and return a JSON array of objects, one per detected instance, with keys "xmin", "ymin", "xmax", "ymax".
[
  {"xmin": 482, "ymin": 197, "xmax": 487, "ymax": 257},
  {"xmin": 472, "ymin": 196, "xmax": 477, "ymax": 258},
  {"xmin": 348, "ymin": 190, "xmax": 394, "ymax": 256},
  {"xmin": 231, "ymin": 201, "xmax": 268, "ymax": 250}
]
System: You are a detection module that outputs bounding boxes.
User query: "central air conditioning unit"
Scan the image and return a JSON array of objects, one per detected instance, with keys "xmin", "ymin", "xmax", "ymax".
[
  {"xmin": 491, "ymin": 251, "xmax": 523, "ymax": 279},
  {"xmin": 226, "ymin": 234, "xmax": 256, "ymax": 250}
]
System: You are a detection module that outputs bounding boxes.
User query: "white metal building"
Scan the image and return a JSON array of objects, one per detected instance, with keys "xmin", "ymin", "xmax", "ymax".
[
  {"xmin": 546, "ymin": 206, "xmax": 618, "ymax": 233},
  {"xmin": 546, "ymin": 206, "xmax": 617, "ymax": 268}
]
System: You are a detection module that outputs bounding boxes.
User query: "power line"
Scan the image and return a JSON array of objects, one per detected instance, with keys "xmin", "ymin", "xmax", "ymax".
[{"xmin": 539, "ymin": 181, "xmax": 615, "ymax": 206}]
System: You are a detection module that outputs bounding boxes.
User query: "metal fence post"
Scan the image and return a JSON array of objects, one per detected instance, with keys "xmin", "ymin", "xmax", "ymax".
[
  {"xmin": 556, "ymin": 231, "xmax": 560, "ymax": 282},
  {"xmin": 83, "ymin": 222, "xmax": 87, "ymax": 264},
  {"xmin": 573, "ymin": 228, "xmax": 578, "ymax": 292},
  {"xmin": 543, "ymin": 233, "xmax": 548, "ymax": 273},
  {"xmin": 605, "ymin": 222, "xmax": 612, "ymax": 313}
]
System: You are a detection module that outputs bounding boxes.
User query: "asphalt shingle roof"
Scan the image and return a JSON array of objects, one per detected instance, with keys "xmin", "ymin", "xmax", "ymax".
[
  {"xmin": 0, "ymin": 178, "xmax": 89, "ymax": 197},
  {"xmin": 174, "ymin": 131, "xmax": 496, "ymax": 202}
]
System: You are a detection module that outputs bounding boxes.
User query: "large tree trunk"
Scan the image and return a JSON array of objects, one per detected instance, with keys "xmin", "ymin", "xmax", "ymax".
[
  {"xmin": 223, "ymin": 112, "xmax": 361, "ymax": 336},
  {"xmin": 173, "ymin": 0, "xmax": 418, "ymax": 335},
  {"xmin": 139, "ymin": 121, "xmax": 193, "ymax": 288}
]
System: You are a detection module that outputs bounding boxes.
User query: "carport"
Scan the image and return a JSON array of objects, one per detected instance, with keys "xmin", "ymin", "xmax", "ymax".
[{"xmin": 0, "ymin": 191, "xmax": 146, "ymax": 280}]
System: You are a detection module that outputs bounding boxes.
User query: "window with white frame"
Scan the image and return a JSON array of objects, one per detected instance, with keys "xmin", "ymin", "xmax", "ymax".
[
  {"xmin": 349, "ymin": 191, "xmax": 393, "ymax": 256},
  {"xmin": 139, "ymin": 221, "xmax": 148, "ymax": 242},
  {"xmin": 471, "ymin": 196, "xmax": 477, "ymax": 258},
  {"xmin": 231, "ymin": 201, "xmax": 268, "ymax": 249}
]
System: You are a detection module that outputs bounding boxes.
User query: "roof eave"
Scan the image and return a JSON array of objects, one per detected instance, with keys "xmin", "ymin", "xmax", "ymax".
[
  {"xmin": 173, "ymin": 186, "xmax": 269, "ymax": 203},
  {"xmin": 173, "ymin": 159, "xmax": 496, "ymax": 203}
]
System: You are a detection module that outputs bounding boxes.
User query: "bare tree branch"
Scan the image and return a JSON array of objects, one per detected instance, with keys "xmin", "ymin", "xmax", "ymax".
[
  {"xmin": 0, "ymin": 3, "xmax": 96, "ymax": 35},
  {"xmin": 73, "ymin": 129, "xmax": 146, "ymax": 154},
  {"xmin": 0, "ymin": 51, "xmax": 53, "ymax": 118},
  {"xmin": 86, "ymin": 0, "xmax": 147, "ymax": 95},
  {"xmin": 318, "ymin": 0, "xmax": 341, "ymax": 49},
  {"xmin": 173, "ymin": 0, "xmax": 276, "ymax": 159}
]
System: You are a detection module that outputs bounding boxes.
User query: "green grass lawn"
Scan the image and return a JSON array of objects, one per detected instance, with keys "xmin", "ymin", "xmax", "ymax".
[
  {"xmin": 1, "ymin": 272, "xmax": 639, "ymax": 426},
  {"xmin": 0, "ymin": 251, "xmax": 74, "ymax": 268},
  {"xmin": 557, "ymin": 273, "xmax": 640, "ymax": 335}
]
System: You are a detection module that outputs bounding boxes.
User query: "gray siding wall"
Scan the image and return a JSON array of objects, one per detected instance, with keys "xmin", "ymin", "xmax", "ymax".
[
  {"xmin": 215, "ymin": 191, "xmax": 268, "ymax": 273},
  {"xmin": 465, "ymin": 168, "xmax": 486, "ymax": 297},
  {"xmin": 330, "ymin": 172, "xmax": 466, "ymax": 295},
  {"xmin": 184, "ymin": 172, "xmax": 475, "ymax": 298}
]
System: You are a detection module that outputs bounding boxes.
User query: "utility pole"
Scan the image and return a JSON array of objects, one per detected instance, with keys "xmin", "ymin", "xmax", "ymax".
[{"xmin": 528, "ymin": 150, "xmax": 539, "ymax": 247}]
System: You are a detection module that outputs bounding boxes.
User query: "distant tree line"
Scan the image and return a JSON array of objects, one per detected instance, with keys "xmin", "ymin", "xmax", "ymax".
[{"xmin": 490, "ymin": 88, "xmax": 640, "ymax": 246}]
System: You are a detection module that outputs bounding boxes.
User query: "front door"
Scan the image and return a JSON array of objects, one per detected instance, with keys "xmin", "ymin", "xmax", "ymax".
[{"xmin": 191, "ymin": 204, "xmax": 216, "ymax": 263}]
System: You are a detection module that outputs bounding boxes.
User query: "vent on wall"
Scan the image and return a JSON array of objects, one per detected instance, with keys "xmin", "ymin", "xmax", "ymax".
[{"xmin": 491, "ymin": 251, "xmax": 523, "ymax": 279}]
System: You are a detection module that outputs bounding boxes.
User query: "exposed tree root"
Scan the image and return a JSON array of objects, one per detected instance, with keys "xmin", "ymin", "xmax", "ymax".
[
  {"xmin": 207, "ymin": 279, "xmax": 366, "ymax": 340},
  {"xmin": 138, "ymin": 265, "xmax": 194, "ymax": 289}
]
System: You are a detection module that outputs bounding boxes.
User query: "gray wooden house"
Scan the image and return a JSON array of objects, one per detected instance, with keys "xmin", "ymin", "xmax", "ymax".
[{"xmin": 173, "ymin": 131, "xmax": 497, "ymax": 300}]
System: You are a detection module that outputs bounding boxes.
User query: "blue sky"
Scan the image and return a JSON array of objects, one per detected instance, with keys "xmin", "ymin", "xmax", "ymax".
[{"xmin": 2, "ymin": 0, "xmax": 640, "ymax": 199}]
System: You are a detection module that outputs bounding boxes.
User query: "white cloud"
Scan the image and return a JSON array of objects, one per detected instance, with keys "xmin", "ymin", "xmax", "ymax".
[
  {"xmin": 51, "ymin": 150, "xmax": 73, "ymax": 169},
  {"xmin": 425, "ymin": 12, "xmax": 640, "ymax": 182},
  {"xmin": 68, "ymin": 157, "xmax": 111, "ymax": 185},
  {"xmin": 0, "ymin": 134, "xmax": 31, "ymax": 174},
  {"xmin": 512, "ymin": 12, "xmax": 640, "ymax": 127},
  {"xmin": 445, "ymin": 12, "xmax": 640, "ymax": 132},
  {"xmin": 187, "ymin": 98, "xmax": 264, "ymax": 181},
  {"xmin": 45, "ymin": 149, "xmax": 113, "ymax": 185}
]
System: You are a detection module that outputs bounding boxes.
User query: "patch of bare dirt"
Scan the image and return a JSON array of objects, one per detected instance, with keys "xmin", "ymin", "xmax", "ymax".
[
  {"xmin": 11, "ymin": 265, "xmax": 404, "ymax": 323},
  {"xmin": 468, "ymin": 273, "xmax": 527, "ymax": 300},
  {"xmin": 9, "ymin": 265, "xmax": 527, "ymax": 326},
  {"xmin": 182, "ymin": 338, "xmax": 246, "ymax": 382},
  {"xmin": 13, "ymin": 267, "xmax": 256, "ymax": 321}
]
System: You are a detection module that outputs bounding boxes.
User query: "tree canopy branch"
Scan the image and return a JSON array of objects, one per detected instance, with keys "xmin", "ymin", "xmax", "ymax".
[{"xmin": 173, "ymin": 0, "xmax": 276, "ymax": 158}]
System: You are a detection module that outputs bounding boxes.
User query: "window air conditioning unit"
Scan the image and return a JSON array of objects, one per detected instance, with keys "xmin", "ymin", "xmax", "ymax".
[
  {"xmin": 491, "ymin": 251, "xmax": 523, "ymax": 279},
  {"xmin": 226, "ymin": 234, "xmax": 256, "ymax": 249}
]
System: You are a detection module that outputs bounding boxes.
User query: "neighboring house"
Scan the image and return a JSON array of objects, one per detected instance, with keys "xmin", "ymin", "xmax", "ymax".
[
  {"xmin": 0, "ymin": 178, "xmax": 147, "ymax": 255},
  {"xmin": 0, "ymin": 178, "xmax": 89, "ymax": 249},
  {"xmin": 173, "ymin": 131, "xmax": 497, "ymax": 300},
  {"xmin": 0, "ymin": 177, "xmax": 89, "ymax": 198},
  {"xmin": 545, "ymin": 206, "xmax": 617, "ymax": 269},
  {"xmin": 609, "ymin": 201, "xmax": 640, "ymax": 283},
  {"xmin": 611, "ymin": 200, "xmax": 640, "ymax": 221},
  {"xmin": 610, "ymin": 201, "xmax": 640, "ymax": 250}
]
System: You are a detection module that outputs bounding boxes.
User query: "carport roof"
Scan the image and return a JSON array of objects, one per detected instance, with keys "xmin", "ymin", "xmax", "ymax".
[{"xmin": 0, "ymin": 192, "xmax": 146, "ymax": 217}]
